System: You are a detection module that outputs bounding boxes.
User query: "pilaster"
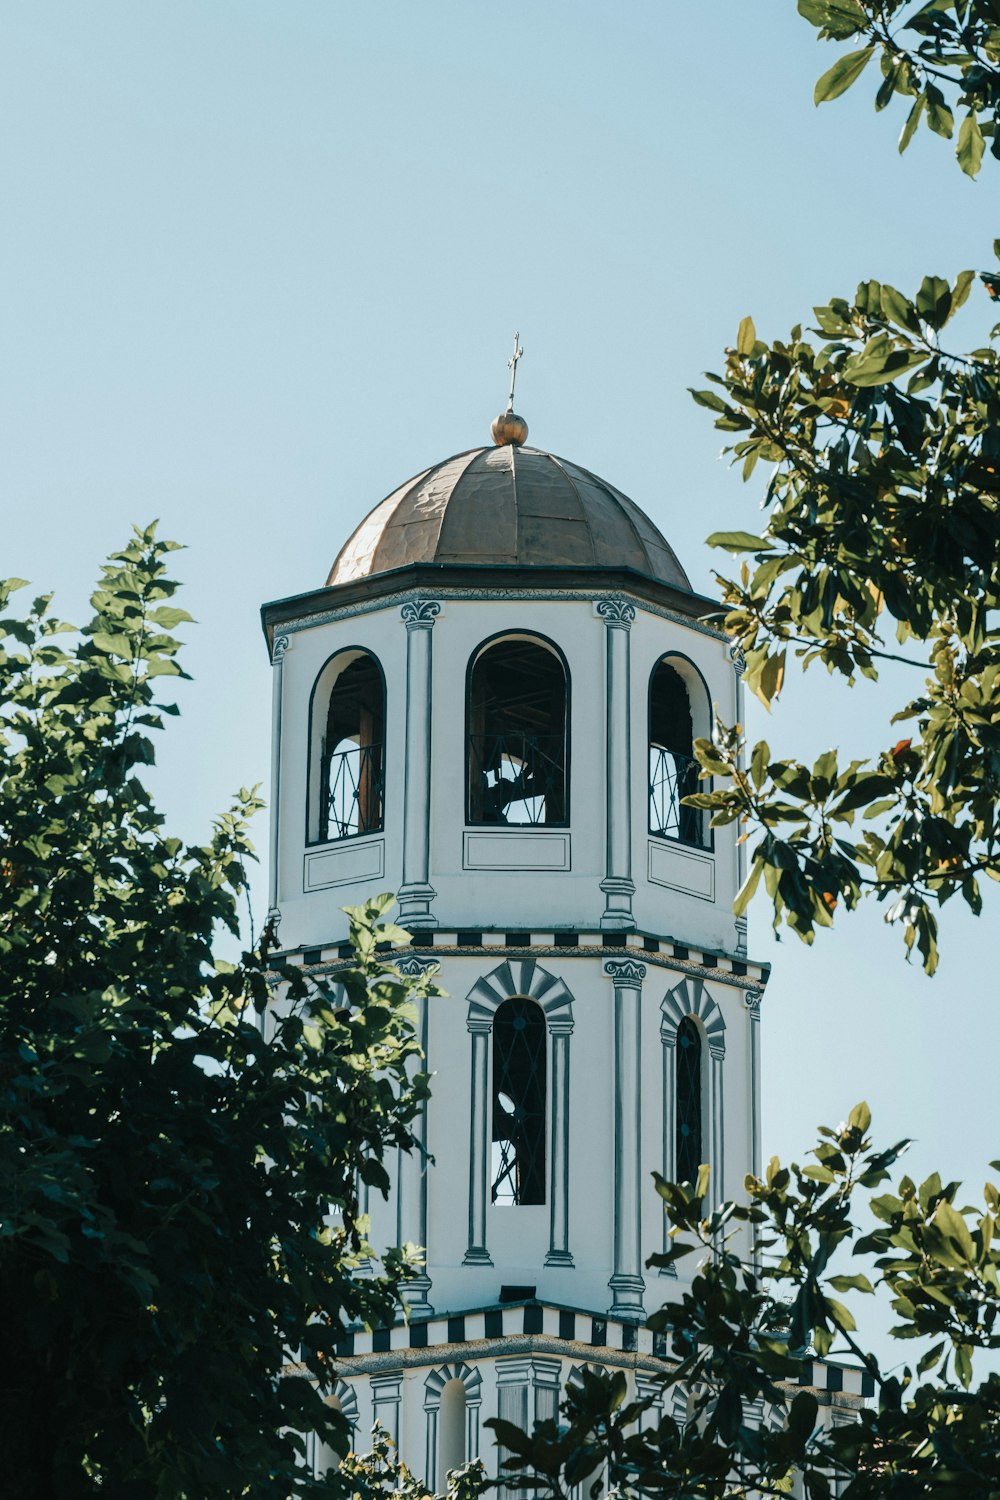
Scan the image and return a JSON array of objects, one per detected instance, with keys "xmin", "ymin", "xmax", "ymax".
[
  {"xmin": 266, "ymin": 632, "xmax": 290, "ymax": 928},
  {"xmin": 395, "ymin": 954, "xmax": 437, "ymax": 1315},
  {"xmin": 398, "ymin": 599, "xmax": 440, "ymax": 928},
  {"xmin": 596, "ymin": 597, "xmax": 636, "ymax": 930},
  {"xmin": 605, "ymin": 957, "xmax": 646, "ymax": 1319}
]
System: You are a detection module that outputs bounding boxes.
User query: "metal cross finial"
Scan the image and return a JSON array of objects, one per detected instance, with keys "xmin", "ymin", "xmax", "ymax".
[{"xmin": 506, "ymin": 331, "xmax": 524, "ymax": 411}]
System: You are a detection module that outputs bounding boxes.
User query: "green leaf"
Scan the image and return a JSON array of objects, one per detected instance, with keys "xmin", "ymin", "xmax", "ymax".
[
  {"xmin": 705, "ymin": 530, "xmax": 771, "ymax": 552},
  {"xmin": 916, "ymin": 274, "xmax": 952, "ymax": 328},
  {"xmin": 813, "ymin": 46, "xmax": 874, "ymax": 104},
  {"xmin": 737, "ymin": 315, "xmax": 757, "ymax": 355},
  {"xmin": 957, "ymin": 111, "xmax": 985, "ymax": 178},
  {"xmin": 689, "ymin": 387, "xmax": 728, "ymax": 413},
  {"xmin": 933, "ymin": 1200, "xmax": 976, "ymax": 1265},
  {"xmin": 849, "ymin": 1100, "xmax": 872, "ymax": 1134},
  {"xmin": 733, "ymin": 859, "xmax": 764, "ymax": 917},
  {"xmin": 925, "ymin": 85, "xmax": 953, "ymax": 140},
  {"xmin": 828, "ymin": 1273, "xmax": 874, "ymax": 1294},
  {"xmin": 880, "ymin": 285, "xmax": 920, "ymax": 333},
  {"xmin": 899, "ymin": 91, "xmax": 927, "ymax": 153}
]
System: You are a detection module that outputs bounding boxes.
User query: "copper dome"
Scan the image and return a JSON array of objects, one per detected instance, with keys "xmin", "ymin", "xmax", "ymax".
[{"xmin": 327, "ymin": 444, "xmax": 691, "ymax": 590}]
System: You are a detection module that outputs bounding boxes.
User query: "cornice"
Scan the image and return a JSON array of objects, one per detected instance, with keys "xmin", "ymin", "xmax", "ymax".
[{"xmin": 260, "ymin": 563, "xmax": 726, "ymax": 654}]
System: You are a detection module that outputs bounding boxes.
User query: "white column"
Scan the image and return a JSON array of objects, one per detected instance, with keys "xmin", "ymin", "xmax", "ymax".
[
  {"xmin": 266, "ymin": 632, "xmax": 290, "ymax": 929},
  {"xmin": 606, "ymin": 958, "xmax": 645, "ymax": 1319},
  {"xmin": 731, "ymin": 642, "xmax": 748, "ymax": 956},
  {"xmin": 398, "ymin": 599, "xmax": 440, "ymax": 928},
  {"xmin": 463, "ymin": 1018, "xmax": 493, "ymax": 1266},
  {"xmin": 395, "ymin": 955, "xmax": 436, "ymax": 1315},
  {"xmin": 745, "ymin": 988, "xmax": 762, "ymax": 1182},
  {"xmin": 709, "ymin": 1044, "xmax": 726, "ymax": 1210},
  {"xmin": 370, "ymin": 1370, "xmax": 402, "ymax": 1445},
  {"xmin": 659, "ymin": 1020, "xmax": 677, "ymax": 1273},
  {"xmin": 544, "ymin": 1017, "xmax": 574, "ymax": 1267},
  {"xmin": 596, "ymin": 597, "xmax": 636, "ymax": 930}
]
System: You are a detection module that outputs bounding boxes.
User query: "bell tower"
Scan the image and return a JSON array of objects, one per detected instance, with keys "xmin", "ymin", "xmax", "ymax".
[{"xmin": 261, "ymin": 401, "xmax": 788, "ymax": 1480}]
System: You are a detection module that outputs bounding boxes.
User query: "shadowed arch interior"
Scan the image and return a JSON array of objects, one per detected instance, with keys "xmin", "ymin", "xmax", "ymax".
[
  {"xmin": 675, "ymin": 1015, "xmax": 703, "ymax": 1187},
  {"xmin": 648, "ymin": 655, "xmax": 709, "ymax": 848},
  {"xmin": 467, "ymin": 636, "xmax": 568, "ymax": 825},
  {"xmin": 307, "ymin": 648, "xmax": 386, "ymax": 844},
  {"xmin": 491, "ymin": 995, "xmax": 547, "ymax": 1206}
]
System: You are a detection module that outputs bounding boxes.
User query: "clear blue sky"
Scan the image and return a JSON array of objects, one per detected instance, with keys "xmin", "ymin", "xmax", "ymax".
[{"xmin": 3, "ymin": 1, "xmax": 996, "ymax": 1364}]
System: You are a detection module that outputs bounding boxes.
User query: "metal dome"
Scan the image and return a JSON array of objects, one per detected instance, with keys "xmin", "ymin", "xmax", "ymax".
[{"xmin": 327, "ymin": 445, "xmax": 692, "ymax": 590}]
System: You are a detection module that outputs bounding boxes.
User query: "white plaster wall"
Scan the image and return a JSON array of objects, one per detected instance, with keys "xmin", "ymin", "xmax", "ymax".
[
  {"xmin": 325, "ymin": 1353, "xmax": 853, "ymax": 1489},
  {"xmin": 269, "ymin": 590, "xmax": 742, "ymax": 956},
  {"xmin": 363, "ymin": 952, "xmax": 754, "ymax": 1321}
]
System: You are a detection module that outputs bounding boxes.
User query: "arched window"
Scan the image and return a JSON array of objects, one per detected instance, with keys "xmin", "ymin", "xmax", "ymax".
[
  {"xmin": 438, "ymin": 1378, "xmax": 467, "ymax": 1480},
  {"xmin": 675, "ymin": 1015, "xmax": 703, "ymax": 1187},
  {"xmin": 313, "ymin": 1386, "xmax": 359, "ymax": 1478},
  {"xmin": 308, "ymin": 650, "xmax": 385, "ymax": 844},
  {"xmin": 491, "ymin": 997, "xmax": 546, "ymax": 1206},
  {"xmin": 467, "ymin": 636, "xmax": 568, "ymax": 826},
  {"xmin": 648, "ymin": 656, "xmax": 710, "ymax": 849}
]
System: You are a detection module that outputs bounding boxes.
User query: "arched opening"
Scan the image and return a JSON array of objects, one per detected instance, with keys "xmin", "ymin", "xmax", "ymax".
[
  {"xmin": 314, "ymin": 1393, "xmax": 346, "ymax": 1478},
  {"xmin": 467, "ymin": 636, "xmax": 568, "ymax": 826},
  {"xmin": 648, "ymin": 656, "xmax": 710, "ymax": 849},
  {"xmin": 675, "ymin": 1015, "xmax": 703, "ymax": 1188},
  {"xmin": 438, "ymin": 1378, "xmax": 467, "ymax": 1480},
  {"xmin": 308, "ymin": 649, "xmax": 385, "ymax": 844},
  {"xmin": 491, "ymin": 996, "xmax": 546, "ymax": 1206}
]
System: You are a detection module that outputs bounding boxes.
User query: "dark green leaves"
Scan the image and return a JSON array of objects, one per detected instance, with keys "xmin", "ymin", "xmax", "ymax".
[
  {"xmin": 492, "ymin": 1109, "xmax": 1000, "ymax": 1500},
  {"xmin": 0, "ymin": 533, "xmax": 437, "ymax": 1495},
  {"xmin": 799, "ymin": 0, "xmax": 999, "ymax": 176},
  {"xmin": 688, "ymin": 268, "xmax": 1000, "ymax": 970}
]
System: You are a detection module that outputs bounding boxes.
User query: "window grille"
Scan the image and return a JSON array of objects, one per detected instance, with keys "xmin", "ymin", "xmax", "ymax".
[
  {"xmin": 320, "ymin": 740, "xmax": 384, "ymax": 841},
  {"xmin": 675, "ymin": 1015, "xmax": 703, "ymax": 1188},
  {"xmin": 468, "ymin": 732, "xmax": 564, "ymax": 825},
  {"xmin": 649, "ymin": 749, "xmax": 704, "ymax": 846},
  {"xmin": 491, "ymin": 997, "xmax": 546, "ymax": 1205}
]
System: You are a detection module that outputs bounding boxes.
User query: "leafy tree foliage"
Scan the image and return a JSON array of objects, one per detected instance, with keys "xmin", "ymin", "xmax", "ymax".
[
  {"xmin": 489, "ymin": 1109, "xmax": 1000, "ymax": 1498},
  {"xmin": 799, "ymin": 0, "xmax": 1000, "ymax": 178},
  {"xmin": 0, "ymin": 528, "xmax": 436, "ymax": 1497},
  {"xmin": 339, "ymin": 1424, "xmax": 486, "ymax": 1500},
  {"xmin": 681, "ymin": 6, "xmax": 1000, "ymax": 973}
]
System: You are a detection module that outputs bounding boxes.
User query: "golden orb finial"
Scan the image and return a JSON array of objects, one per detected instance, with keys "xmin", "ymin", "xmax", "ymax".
[
  {"xmin": 491, "ymin": 331, "xmax": 528, "ymax": 446},
  {"xmin": 491, "ymin": 409, "xmax": 528, "ymax": 446}
]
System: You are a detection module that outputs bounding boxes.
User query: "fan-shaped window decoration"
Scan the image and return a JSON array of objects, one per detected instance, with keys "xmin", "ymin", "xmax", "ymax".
[
  {"xmin": 467, "ymin": 637, "xmax": 568, "ymax": 826},
  {"xmin": 313, "ymin": 652, "xmax": 385, "ymax": 843},
  {"xmin": 675, "ymin": 1016, "xmax": 703, "ymax": 1187},
  {"xmin": 648, "ymin": 657, "xmax": 708, "ymax": 849},
  {"xmin": 491, "ymin": 997, "xmax": 546, "ymax": 1205}
]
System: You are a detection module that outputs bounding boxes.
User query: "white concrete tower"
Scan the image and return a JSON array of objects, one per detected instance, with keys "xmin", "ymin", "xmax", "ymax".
[{"xmin": 261, "ymin": 410, "xmax": 818, "ymax": 1483}]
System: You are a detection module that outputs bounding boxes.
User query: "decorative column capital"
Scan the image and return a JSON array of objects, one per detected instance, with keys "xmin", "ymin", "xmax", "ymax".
[
  {"xmin": 271, "ymin": 632, "xmax": 290, "ymax": 663},
  {"xmin": 596, "ymin": 595, "xmax": 636, "ymax": 630},
  {"xmin": 466, "ymin": 1014, "xmax": 492, "ymax": 1036},
  {"xmin": 604, "ymin": 958, "xmax": 646, "ymax": 987},
  {"xmin": 744, "ymin": 987, "xmax": 763, "ymax": 1021},
  {"xmin": 400, "ymin": 598, "xmax": 441, "ymax": 630},
  {"xmin": 394, "ymin": 954, "xmax": 439, "ymax": 979},
  {"xmin": 546, "ymin": 1015, "xmax": 575, "ymax": 1038},
  {"xmin": 730, "ymin": 641, "xmax": 747, "ymax": 677}
]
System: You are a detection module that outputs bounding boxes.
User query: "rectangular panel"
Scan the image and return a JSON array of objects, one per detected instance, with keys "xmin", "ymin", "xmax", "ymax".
[
  {"xmin": 303, "ymin": 837, "xmax": 385, "ymax": 892},
  {"xmin": 647, "ymin": 839, "xmax": 715, "ymax": 902},
  {"xmin": 463, "ymin": 831, "xmax": 571, "ymax": 871}
]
